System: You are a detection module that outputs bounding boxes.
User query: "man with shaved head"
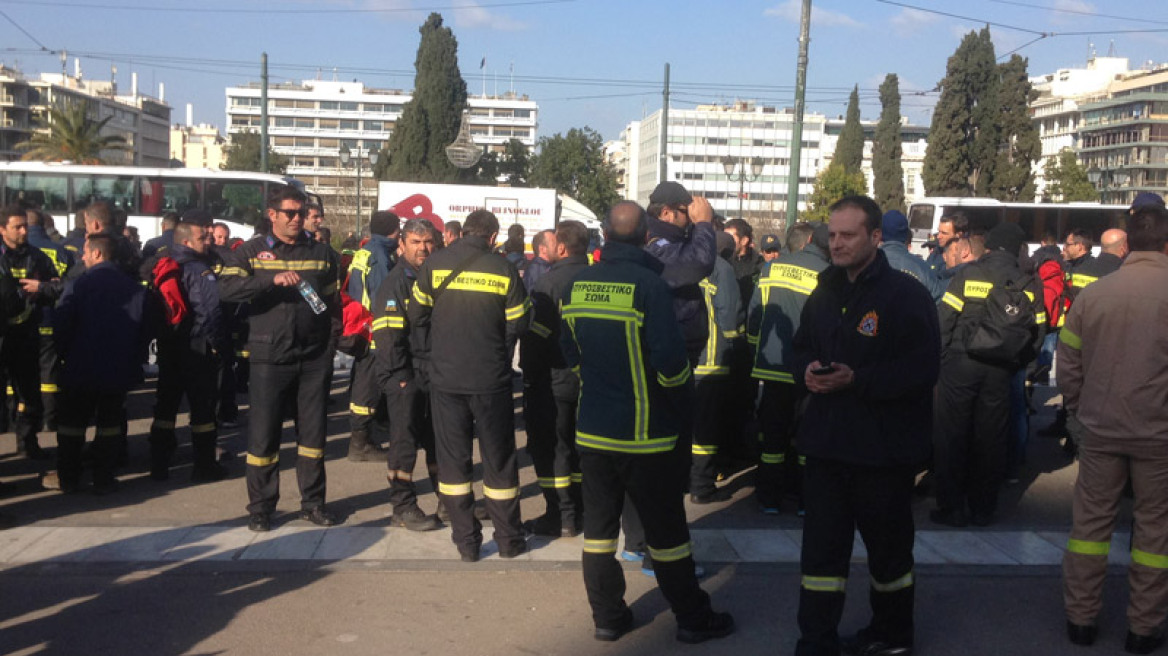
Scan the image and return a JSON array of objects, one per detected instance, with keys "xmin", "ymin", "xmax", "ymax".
[{"xmin": 560, "ymin": 200, "xmax": 734, "ymax": 645}]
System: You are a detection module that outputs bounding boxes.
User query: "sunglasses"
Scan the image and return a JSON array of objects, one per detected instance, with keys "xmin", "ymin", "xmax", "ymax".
[{"xmin": 274, "ymin": 208, "xmax": 307, "ymax": 219}]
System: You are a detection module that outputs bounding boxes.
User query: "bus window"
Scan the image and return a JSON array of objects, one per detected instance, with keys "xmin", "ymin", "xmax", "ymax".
[
  {"xmin": 907, "ymin": 204, "xmax": 935, "ymax": 232},
  {"xmin": 4, "ymin": 172, "xmax": 68, "ymax": 212},
  {"xmin": 945, "ymin": 205, "xmax": 1001, "ymax": 236},
  {"xmin": 72, "ymin": 175, "xmax": 137, "ymax": 214},
  {"xmin": 1061, "ymin": 208, "xmax": 1115, "ymax": 243},
  {"xmin": 140, "ymin": 177, "xmax": 201, "ymax": 215},
  {"xmin": 206, "ymin": 179, "xmax": 264, "ymax": 227}
]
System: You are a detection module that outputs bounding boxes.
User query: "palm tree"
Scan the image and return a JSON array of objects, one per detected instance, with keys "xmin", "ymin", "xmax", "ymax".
[{"xmin": 16, "ymin": 100, "xmax": 128, "ymax": 164}]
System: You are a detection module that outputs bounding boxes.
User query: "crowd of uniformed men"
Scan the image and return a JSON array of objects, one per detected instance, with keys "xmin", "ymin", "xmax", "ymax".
[{"xmin": 1, "ymin": 178, "xmax": 1167, "ymax": 655}]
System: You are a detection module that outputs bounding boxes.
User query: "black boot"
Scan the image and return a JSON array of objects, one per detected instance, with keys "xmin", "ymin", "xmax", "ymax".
[
  {"xmin": 190, "ymin": 434, "xmax": 226, "ymax": 483},
  {"xmin": 148, "ymin": 428, "xmax": 176, "ymax": 481},
  {"xmin": 347, "ymin": 429, "xmax": 387, "ymax": 462}
]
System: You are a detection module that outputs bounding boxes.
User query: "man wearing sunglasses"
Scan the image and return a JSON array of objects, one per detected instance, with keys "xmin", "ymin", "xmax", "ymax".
[{"xmin": 218, "ymin": 187, "xmax": 343, "ymax": 532}]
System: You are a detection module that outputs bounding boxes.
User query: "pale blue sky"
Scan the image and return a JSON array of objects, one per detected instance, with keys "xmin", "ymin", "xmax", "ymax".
[{"xmin": 2, "ymin": 0, "xmax": 1166, "ymax": 142}]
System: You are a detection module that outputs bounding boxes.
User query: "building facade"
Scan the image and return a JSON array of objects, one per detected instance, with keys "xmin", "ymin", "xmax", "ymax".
[
  {"xmin": 0, "ymin": 65, "xmax": 171, "ymax": 167},
  {"xmin": 170, "ymin": 123, "xmax": 226, "ymax": 170},
  {"xmin": 224, "ymin": 79, "xmax": 538, "ymax": 235},
  {"xmin": 820, "ymin": 117, "xmax": 931, "ymax": 208}
]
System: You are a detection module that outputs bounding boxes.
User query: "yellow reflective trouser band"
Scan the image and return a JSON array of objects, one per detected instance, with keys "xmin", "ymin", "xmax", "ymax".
[
  {"xmin": 39, "ymin": 326, "xmax": 53, "ymax": 335},
  {"xmin": 571, "ymin": 472, "xmax": 583, "ymax": 483},
  {"xmin": 538, "ymin": 476, "xmax": 571, "ymax": 489},
  {"xmin": 152, "ymin": 420, "xmax": 176, "ymax": 430},
  {"xmin": 40, "ymin": 383, "xmax": 58, "ymax": 393},
  {"xmin": 483, "ymin": 485, "xmax": 520, "ymax": 500},
  {"xmin": 298, "ymin": 446, "xmax": 324, "ymax": 459},
  {"xmin": 692, "ymin": 444, "xmax": 718, "ymax": 456},
  {"xmin": 1132, "ymin": 549, "xmax": 1168, "ymax": 569},
  {"xmin": 95, "ymin": 427, "xmax": 121, "ymax": 437},
  {"xmin": 798, "ymin": 455, "xmax": 807, "ymax": 466},
  {"xmin": 439, "ymin": 482, "xmax": 472, "ymax": 496},
  {"xmin": 648, "ymin": 542, "xmax": 693, "ymax": 563},
  {"xmin": 57, "ymin": 425, "xmax": 86, "ymax": 437},
  {"xmin": 1067, "ymin": 539, "xmax": 1110, "ymax": 556},
  {"xmin": 1060, "ymin": 328, "xmax": 1082, "ymax": 350},
  {"xmin": 235, "ymin": 350, "xmax": 251, "ymax": 358},
  {"xmin": 350, "ymin": 403, "xmax": 374, "ymax": 415},
  {"xmin": 5, "ymin": 386, "xmax": 12, "ymax": 395},
  {"xmin": 802, "ymin": 576, "xmax": 847, "ymax": 592},
  {"xmin": 247, "ymin": 453, "xmax": 279, "ymax": 466},
  {"xmin": 761, "ymin": 452, "xmax": 786, "ymax": 464},
  {"xmin": 871, "ymin": 571, "xmax": 914, "ymax": 592},
  {"xmin": 190, "ymin": 423, "xmax": 216, "ymax": 433},
  {"xmin": 387, "ymin": 469, "xmax": 413, "ymax": 482},
  {"xmin": 583, "ymin": 539, "xmax": 619, "ymax": 554}
]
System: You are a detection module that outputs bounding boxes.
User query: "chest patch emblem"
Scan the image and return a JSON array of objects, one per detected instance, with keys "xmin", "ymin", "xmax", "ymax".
[
  {"xmin": 386, "ymin": 300, "xmax": 396, "ymax": 310},
  {"xmin": 857, "ymin": 310, "xmax": 879, "ymax": 337},
  {"xmin": 257, "ymin": 251, "xmax": 276, "ymax": 261}
]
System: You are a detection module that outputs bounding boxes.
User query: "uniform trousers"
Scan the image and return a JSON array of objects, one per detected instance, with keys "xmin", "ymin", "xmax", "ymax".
[
  {"xmin": 581, "ymin": 447, "xmax": 712, "ymax": 629},
  {"xmin": 56, "ymin": 387, "xmax": 128, "ymax": 488},
  {"xmin": 217, "ymin": 348, "xmax": 238, "ymax": 423},
  {"xmin": 348, "ymin": 353, "xmax": 384, "ymax": 438},
  {"xmin": 1064, "ymin": 423, "xmax": 1168, "ymax": 636},
  {"xmin": 431, "ymin": 388, "xmax": 523, "ymax": 552},
  {"xmin": 385, "ymin": 379, "xmax": 438, "ymax": 512},
  {"xmin": 933, "ymin": 354, "xmax": 1012, "ymax": 517},
  {"xmin": 690, "ymin": 373, "xmax": 729, "ymax": 497},
  {"xmin": 756, "ymin": 381, "xmax": 804, "ymax": 508},
  {"xmin": 150, "ymin": 342, "xmax": 219, "ymax": 471},
  {"xmin": 798, "ymin": 457, "xmax": 916, "ymax": 656},
  {"xmin": 1, "ymin": 333, "xmax": 43, "ymax": 450},
  {"xmin": 38, "ymin": 330, "xmax": 60, "ymax": 430},
  {"xmin": 245, "ymin": 349, "xmax": 330, "ymax": 515},
  {"xmin": 523, "ymin": 377, "xmax": 581, "ymax": 524}
]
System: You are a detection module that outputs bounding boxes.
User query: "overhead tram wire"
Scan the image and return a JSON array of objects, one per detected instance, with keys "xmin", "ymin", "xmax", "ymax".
[
  {"xmin": 0, "ymin": 8, "xmax": 48, "ymax": 50},
  {"xmin": 985, "ymin": 0, "xmax": 1168, "ymax": 26}
]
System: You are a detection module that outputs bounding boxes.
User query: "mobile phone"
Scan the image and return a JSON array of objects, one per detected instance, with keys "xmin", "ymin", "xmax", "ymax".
[{"xmin": 811, "ymin": 365, "xmax": 837, "ymax": 375}]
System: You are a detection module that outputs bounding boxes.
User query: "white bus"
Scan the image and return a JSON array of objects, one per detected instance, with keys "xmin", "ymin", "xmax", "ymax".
[
  {"xmin": 0, "ymin": 162, "xmax": 311, "ymax": 241},
  {"xmin": 905, "ymin": 197, "xmax": 1129, "ymax": 255}
]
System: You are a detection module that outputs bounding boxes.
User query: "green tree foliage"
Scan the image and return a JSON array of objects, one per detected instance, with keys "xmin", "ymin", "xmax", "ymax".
[
  {"xmin": 221, "ymin": 131, "xmax": 288, "ymax": 174},
  {"xmin": 872, "ymin": 74, "xmax": 906, "ymax": 213},
  {"xmin": 833, "ymin": 85, "xmax": 865, "ymax": 175},
  {"xmin": 379, "ymin": 13, "xmax": 468, "ymax": 183},
  {"xmin": 17, "ymin": 100, "xmax": 128, "ymax": 164},
  {"xmin": 804, "ymin": 165, "xmax": 868, "ymax": 223},
  {"xmin": 1043, "ymin": 149, "xmax": 1099, "ymax": 202},
  {"xmin": 923, "ymin": 28, "xmax": 998, "ymax": 197},
  {"xmin": 471, "ymin": 151, "xmax": 500, "ymax": 184},
  {"xmin": 989, "ymin": 55, "xmax": 1041, "ymax": 201},
  {"xmin": 500, "ymin": 139, "xmax": 531, "ymax": 186},
  {"xmin": 529, "ymin": 127, "xmax": 619, "ymax": 219}
]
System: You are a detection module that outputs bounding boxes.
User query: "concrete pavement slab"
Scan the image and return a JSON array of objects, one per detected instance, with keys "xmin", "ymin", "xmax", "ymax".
[
  {"xmin": 916, "ymin": 530, "xmax": 1018, "ymax": 565},
  {"xmin": 161, "ymin": 526, "xmax": 257, "ymax": 561},
  {"xmin": 240, "ymin": 526, "xmax": 328, "ymax": 560}
]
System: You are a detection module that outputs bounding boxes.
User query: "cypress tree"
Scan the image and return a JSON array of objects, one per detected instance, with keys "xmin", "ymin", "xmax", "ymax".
[
  {"xmin": 872, "ymin": 74, "xmax": 905, "ymax": 212},
  {"xmin": 923, "ymin": 30, "xmax": 983, "ymax": 196},
  {"xmin": 1043, "ymin": 148, "xmax": 1099, "ymax": 202},
  {"xmin": 833, "ymin": 85, "xmax": 865, "ymax": 175},
  {"xmin": 969, "ymin": 27, "xmax": 1000, "ymax": 196},
  {"xmin": 379, "ymin": 13, "xmax": 468, "ymax": 183},
  {"xmin": 989, "ymin": 55, "xmax": 1041, "ymax": 201}
]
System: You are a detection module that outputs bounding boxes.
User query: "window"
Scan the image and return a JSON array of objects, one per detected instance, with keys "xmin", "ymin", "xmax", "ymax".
[
  {"xmin": 364, "ymin": 121, "xmax": 383, "ymax": 132},
  {"xmin": 318, "ymin": 138, "xmax": 339, "ymax": 148},
  {"xmin": 273, "ymin": 117, "xmax": 293, "ymax": 128},
  {"xmin": 205, "ymin": 180, "xmax": 263, "ymax": 227},
  {"xmin": 318, "ymin": 157, "xmax": 337, "ymax": 168},
  {"xmin": 339, "ymin": 120, "xmax": 359, "ymax": 131},
  {"xmin": 273, "ymin": 137, "xmax": 294, "ymax": 147},
  {"xmin": 513, "ymin": 109, "xmax": 531, "ymax": 118},
  {"xmin": 340, "ymin": 139, "xmax": 358, "ymax": 151},
  {"xmin": 319, "ymin": 101, "xmax": 339, "ymax": 111},
  {"xmin": 274, "ymin": 100, "xmax": 295, "ymax": 108},
  {"xmin": 293, "ymin": 137, "xmax": 315, "ymax": 148},
  {"xmin": 140, "ymin": 177, "xmax": 201, "ymax": 215},
  {"xmin": 4, "ymin": 172, "xmax": 68, "ymax": 212},
  {"xmin": 318, "ymin": 118, "xmax": 339, "ymax": 130},
  {"xmin": 493, "ymin": 109, "xmax": 514, "ymax": 118},
  {"xmin": 295, "ymin": 100, "xmax": 315, "ymax": 109},
  {"xmin": 363, "ymin": 103, "xmax": 385, "ymax": 113},
  {"xmin": 294, "ymin": 118, "xmax": 315, "ymax": 129},
  {"xmin": 339, "ymin": 101, "xmax": 359, "ymax": 112}
]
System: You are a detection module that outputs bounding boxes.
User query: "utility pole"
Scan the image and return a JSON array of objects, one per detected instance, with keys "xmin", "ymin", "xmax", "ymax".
[
  {"xmin": 786, "ymin": 0, "xmax": 811, "ymax": 227},
  {"xmin": 659, "ymin": 63, "xmax": 670, "ymax": 185},
  {"xmin": 260, "ymin": 52, "xmax": 269, "ymax": 174}
]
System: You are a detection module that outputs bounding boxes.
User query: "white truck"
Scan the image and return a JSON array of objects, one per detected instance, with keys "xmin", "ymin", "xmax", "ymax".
[{"xmin": 376, "ymin": 181, "xmax": 600, "ymax": 249}]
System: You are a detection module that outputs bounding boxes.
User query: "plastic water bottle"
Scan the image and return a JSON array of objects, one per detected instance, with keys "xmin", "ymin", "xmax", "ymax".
[{"xmin": 296, "ymin": 279, "xmax": 327, "ymax": 315}]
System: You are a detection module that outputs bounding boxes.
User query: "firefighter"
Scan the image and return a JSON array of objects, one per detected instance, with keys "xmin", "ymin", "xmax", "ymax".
[
  {"xmin": 26, "ymin": 209, "xmax": 76, "ymax": 432},
  {"xmin": 746, "ymin": 222, "xmax": 829, "ymax": 514},
  {"xmin": 345, "ymin": 211, "xmax": 399, "ymax": 461},
  {"xmin": 408, "ymin": 209, "xmax": 530, "ymax": 562},
  {"xmin": 218, "ymin": 187, "xmax": 343, "ymax": 532},
  {"xmin": 369, "ymin": 218, "xmax": 442, "ymax": 532},
  {"xmin": 148, "ymin": 217, "xmax": 230, "ymax": 483},
  {"xmin": 519, "ymin": 219, "xmax": 591, "ymax": 537},
  {"xmin": 561, "ymin": 201, "xmax": 734, "ymax": 644}
]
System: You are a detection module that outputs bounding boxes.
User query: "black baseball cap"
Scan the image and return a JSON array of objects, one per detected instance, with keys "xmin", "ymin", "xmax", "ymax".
[
  {"xmin": 760, "ymin": 234, "xmax": 780, "ymax": 252},
  {"xmin": 180, "ymin": 208, "xmax": 214, "ymax": 226},
  {"xmin": 649, "ymin": 181, "xmax": 693, "ymax": 206}
]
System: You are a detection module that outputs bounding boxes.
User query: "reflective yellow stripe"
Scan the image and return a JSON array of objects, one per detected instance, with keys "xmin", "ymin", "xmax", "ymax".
[
  {"xmin": 761, "ymin": 452, "xmax": 786, "ymax": 464},
  {"xmin": 942, "ymin": 292, "xmax": 964, "ymax": 312},
  {"xmin": 722, "ymin": 329, "xmax": 742, "ymax": 339},
  {"xmin": 190, "ymin": 422, "xmax": 216, "ymax": 433},
  {"xmin": 349, "ymin": 403, "xmax": 374, "ymax": 416},
  {"xmin": 802, "ymin": 575, "xmax": 847, "ymax": 592},
  {"xmin": 1071, "ymin": 273, "xmax": 1098, "ymax": 289},
  {"xmin": 648, "ymin": 541, "xmax": 693, "ymax": 562},
  {"xmin": 657, "ymin": 365, "xmax": 691, "ymax": 388},
  {"xmin": 439, "ymin": 481, "xmax": 473, "ymax": 496},
  {"xmin": 583, "ymin": 538, "xmax": 619, "ymax": 554},
  {"xmin": 798, "ymin": 455, "xmax": 806, "ymax": 466},
  {"xmin": 387, "ymin": 469, "xmax": 414, "ymax": 482},
  {"xmin": 1067, "ymin": 539, "xmax": 1110, "ymax": 556},
  {"xmin": 412, "ymin": 285, "xmax": 433, "ymax": 307},
  {"xmin": 628, "ymin": 321, "xmax": 649, "ymax": 439},
  {"xmin": 964, "ymin": 280, "xmax": 993, "ymax": 299},
  {"xmin": 220, "ymin": 266, "xmax": 250, "ymax": 277},
  {"xmin": 249, "ymin": 259, "xmax": 329, "ymax": 272},
  {"xmin": 1060, "ymin": 328, "xmax": 1082, "ymax": 350},
  {"xmin": 1036, "ymin": 312, "xmax": 1047, "ymax": 325},
  {"xmin": 692, "ymin": 444, "xmax": 718, "ymax": 456},
  {"xmin": 1023, "ymin": 290, "xmax": 1035, "ymax": 302},
  {"xmin": 432, "ymin": 269, "xmax": 511, "ymax": 296},
  {"xmin": 576, "ymin": 431, "xmax": 677, "ymax": 454},
  {"xmin": 483, "ymin": 485, "xmax": 519, "ymax": 500},
  {"xmin": 529, "ymin": 321, "xmax": 552, "ymax": 338},
  {"xmin": 570, "ymin": 472, "xmax": 583, "ymax": 483},
  {"xmin": 235, "ymin": 350, "xmax": 251, "ymax": 358},
  {"xmin": 1057, "ymin": 313, "xmax": 1065, "ymax": 328},
  {"xmin": 372, "ymin": 316, "xmax": 404, "ymax": 330},
  {"xmin": 247, "ymin": 453, "xmax": 279, "ymax": 466},
  {"xmin": 298, "ymin": 445, "xmax": 324, "ymax": 459},
  {"xmin": 695, "ymin": 365, "xmax": 729, "ymax": 376},
  {"xmin": 38, "ymin": 326, "xmax": 53, "ymax": 335},
  {"xmin": 561, "ymin": 306, "xmax": 644, "ymax": 324},
  {"xmin": 538, "ymin": 476, "xmax": 572, "ymax": 489},
  {"xmin": 1132, "ymin": 549, "xmax": 1168, "ymax": 569},
  {"xmin": 752, "ymin": 369, "xmax": 795, "ymax": 384},
  {"xmin": 152, "ymin": 420, "xmax": 176, "ymax": 430},
  {"xmin": 505, "ymin": 299, "xmax": 531, "ymax": 321},
  {"xmin": 871, "ymin": 571, "xmax": 914, "ymax": 592},
  {"xmin": 40, "ymin": 383, "xmax": 58, "ymax": 393}
]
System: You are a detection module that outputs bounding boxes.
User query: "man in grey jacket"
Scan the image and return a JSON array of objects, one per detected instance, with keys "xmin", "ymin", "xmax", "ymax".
[{"xmin": 879, "ymin": 210, "xmax": 944, "ymax": 303}]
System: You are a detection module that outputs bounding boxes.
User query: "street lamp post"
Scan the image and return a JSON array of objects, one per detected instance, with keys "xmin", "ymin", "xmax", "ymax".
[
  {"xmin": 1086, "ymin": 165, "xmax": 1130, "ymax": 204},
  {"xmin": 339, "ymin": 143, "xmax": 379, "ymax": 236},
  {"xmin": 722, "ymin": 156, "xmax": 764, "ymax": 220}
]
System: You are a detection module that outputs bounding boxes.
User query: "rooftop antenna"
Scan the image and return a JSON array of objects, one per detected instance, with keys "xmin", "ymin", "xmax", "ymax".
[
  {"xmin": 59, "ymin": 49, "xmax": 66, "ymax": 80},
  {"xmin": 332, "ymin": 67, "xmax": 338, "ymax": 82},
  {"xmin": 509, "ymin": 61, "xmax": 514, "ymax": 96},
  {"xmin": 110, "ymin": 64, "xmax": 117, "ymax": 96},
  {"xmin": 1107, "ymin": 39, "xmax": 1116, "ymax": 57},
  {"xmin": 1088, "ymin": 40, "xmax": 1095, "ymax": 63}
]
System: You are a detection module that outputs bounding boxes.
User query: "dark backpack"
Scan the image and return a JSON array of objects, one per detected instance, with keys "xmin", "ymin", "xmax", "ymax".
[{"xmin": 965, "ymin": 276, "xmax": 1038, "ymax": 367}]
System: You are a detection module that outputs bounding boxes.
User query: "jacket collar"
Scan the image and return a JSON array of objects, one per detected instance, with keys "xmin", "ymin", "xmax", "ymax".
[
  {"xmin": 551, "ymin": 253, "xmax": 588, "ymax": 270},
  {"xmin": 602, "ymin": 241, "xmax": 664, "ymax": 275},
  {"xmin": 1123, "ymin": 251, "xmax": 1168, "ymax": 268},
  {"xmin": 457, "ymin": 234, "xmax": 491, "ymax": 252},
  {"xmin": 802, "ymin": 242, "xmax": 829, "ymax": 263},
  {"xmin": 647, "ymin": 214, "xmax": 687, "ymax": 242},
  {"xmin": 820, "ymin": 248, "xmax": 890, "ymax": 289}
]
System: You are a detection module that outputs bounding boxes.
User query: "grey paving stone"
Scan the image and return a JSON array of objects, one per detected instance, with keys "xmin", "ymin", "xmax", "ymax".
[
  {"xmin": 527, "ymin": 534, "xmax": 583, "ymax": 562},
  {"xmin": 979, "ymin": 531, "xmax": 1066, "ymax": 565},
  {"xmin": 691, "ymin": 529, "xmax": 739, "ymax": 562},
  {"xmin": 0, "ymin": 527, "xmax": 54, "ymax": 562},
  {"xmin": 724, "ymin": 528, "xmax": 801, "ymax": 562},
  {"xmin": 384, "ymin": 526, "xmax": 459, "ymax": 560},
  {"xmin": 240, "ymin": 526, "xmax": 328, "ymax": 560},
  {"xmin": 312, "ymin": 527, "xmax": 391, "ymax": 561},
  {"xmin": 7, "ymin": 527, "xmax": 115, "ymax": 562},
  {"xmin": 915, "ymin": 531, "xmax": 1018, "ymax": 565},
  {"xmin": 83, "ymin": 527, "xmax": 193, "ymax": 562},
  {"xmin": 161, "ymin": 526, "xmax": 258, "ymax": 561}
]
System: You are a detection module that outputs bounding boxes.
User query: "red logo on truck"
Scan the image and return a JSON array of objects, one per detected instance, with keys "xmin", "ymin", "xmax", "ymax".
[{"xmin": 391, "ymin": 194, "xmax": 444, "ymax": 232}]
